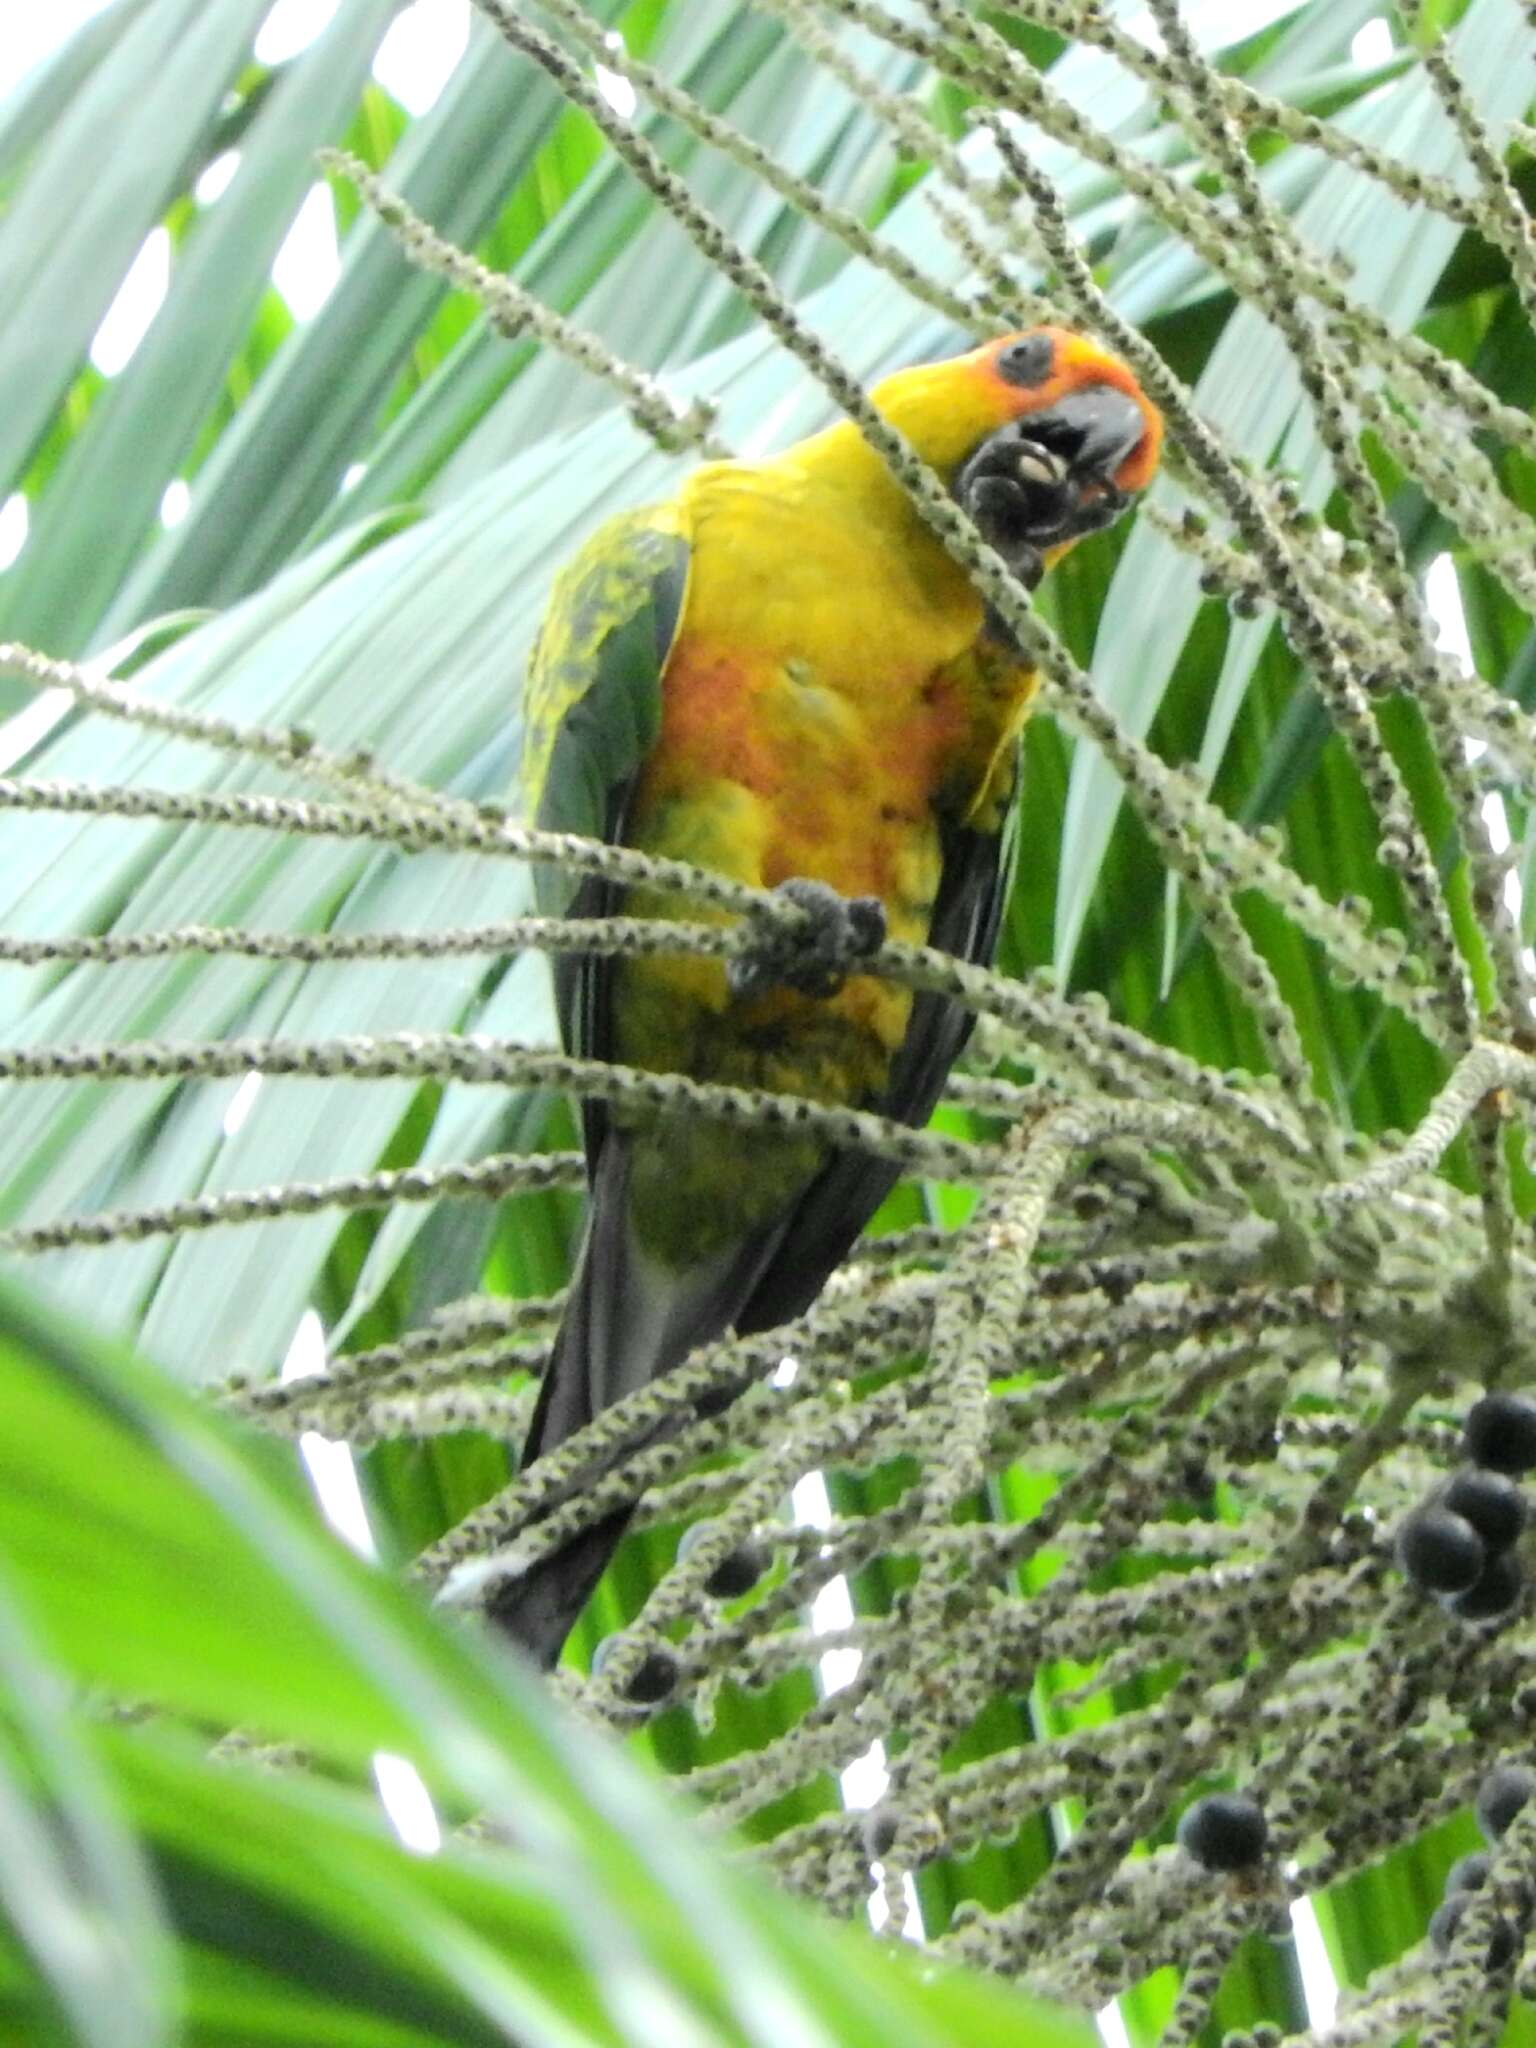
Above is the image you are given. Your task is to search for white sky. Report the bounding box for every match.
[0,2,113,102]
[5,1,1392,403]
[0,0,470,112]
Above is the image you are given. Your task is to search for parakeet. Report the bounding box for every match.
[498,326,1162,1664]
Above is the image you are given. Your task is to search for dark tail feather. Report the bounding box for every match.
[487,1219,637,1668]
[486,1137,786,1667]
[485,1501,634,1669]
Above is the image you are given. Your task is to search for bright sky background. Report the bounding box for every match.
[0,0,468,103]
[0,0,1394,407]
[1,0,474,395]
[0,2,110,101]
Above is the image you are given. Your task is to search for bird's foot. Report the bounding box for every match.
[957,434,1060,654]
[956,423,1075,576]
[956,414,1132,652]
[729,877,887,1000]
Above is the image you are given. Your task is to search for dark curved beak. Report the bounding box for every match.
[1025,384,1148,485]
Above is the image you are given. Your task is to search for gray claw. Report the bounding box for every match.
[729,878,888,1000]
[1013,448,1069,489]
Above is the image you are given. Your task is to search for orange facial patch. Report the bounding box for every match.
[973,325,1164,494]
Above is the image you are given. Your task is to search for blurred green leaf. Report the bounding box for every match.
[0,1268,1097,2048]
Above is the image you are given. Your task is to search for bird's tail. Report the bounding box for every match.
[486,1138,782,1667]
[482,1273,637,1666]
[483,1490,633,1669]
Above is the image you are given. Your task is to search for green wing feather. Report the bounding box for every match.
[517,499,691,1167]
[519,502,691,921]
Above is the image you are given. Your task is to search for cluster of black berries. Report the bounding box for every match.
[675,1521,769,1601]
[1427,1764,1533,1969]
[1396,1393,1536,1621]
[1177,1791,1268,1872]
[586,1526,772,1708]
[590,1634,681,1706]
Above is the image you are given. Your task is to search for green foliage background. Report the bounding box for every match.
[1,0,1534,2042]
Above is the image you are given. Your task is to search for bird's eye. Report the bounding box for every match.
[995,333,1055,388]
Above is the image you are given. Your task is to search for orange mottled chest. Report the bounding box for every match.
[636,638,982,917]
[612,441,1036,1119]
[626,448,1033,930]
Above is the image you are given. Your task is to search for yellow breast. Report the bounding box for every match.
[610,429,1036,1261]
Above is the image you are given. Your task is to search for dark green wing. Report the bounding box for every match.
[519,503,691,924]
[518,504,691,1165]
[733,754,1023,1336]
